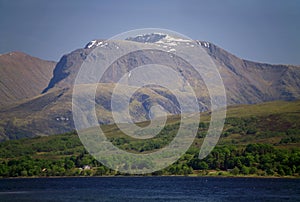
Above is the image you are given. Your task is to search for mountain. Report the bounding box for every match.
[44,33,300,104]
[0,52,56,108]
[0,33,299,141]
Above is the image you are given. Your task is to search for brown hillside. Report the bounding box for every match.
[0,52,56,107]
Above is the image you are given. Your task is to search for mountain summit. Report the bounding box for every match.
[126,33,170,43]
[85,33,210,51]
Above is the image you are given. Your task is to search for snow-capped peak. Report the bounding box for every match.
[85,35,211,50]
[126,33,193,44]
[126,33,168,43]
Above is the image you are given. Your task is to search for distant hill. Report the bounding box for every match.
[0,52,56,108]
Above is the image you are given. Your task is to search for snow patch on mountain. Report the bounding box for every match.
[196,40,210,48]
[85,40,104,49]
[126,33,192,47]
[126,33,211,50]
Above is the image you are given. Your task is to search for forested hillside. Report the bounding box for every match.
[0,100,299,177]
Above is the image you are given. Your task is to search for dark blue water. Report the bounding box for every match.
[0,177,299,201]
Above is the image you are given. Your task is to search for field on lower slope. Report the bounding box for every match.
[0,100,299,177]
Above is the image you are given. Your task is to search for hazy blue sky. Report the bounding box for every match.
[0,0,299,65]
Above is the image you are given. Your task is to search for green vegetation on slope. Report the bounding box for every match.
[0,100,299,177]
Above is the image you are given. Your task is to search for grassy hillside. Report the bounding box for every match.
[0,100,299,177]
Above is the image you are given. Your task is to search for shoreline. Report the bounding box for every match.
[1,174,299,180]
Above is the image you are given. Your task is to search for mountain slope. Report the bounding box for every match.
[207,44,300,103]
[0,83,194,141]
[0,52,56,108]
